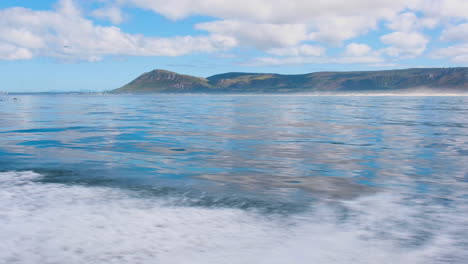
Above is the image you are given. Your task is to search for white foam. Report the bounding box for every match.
[0,171,466,264]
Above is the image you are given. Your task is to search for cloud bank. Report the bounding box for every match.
[0,0,236,61]
[0,0,467,65]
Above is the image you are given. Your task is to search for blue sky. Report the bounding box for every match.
[0,0,467,92]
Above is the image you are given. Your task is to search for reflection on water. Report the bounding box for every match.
[195,173,375,199]
[1,94,468,263]
[1,94,467,196]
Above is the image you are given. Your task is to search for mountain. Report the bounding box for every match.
[111,67,467,93]
[112,69,213,93]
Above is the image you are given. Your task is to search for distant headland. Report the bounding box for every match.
[110,67,467,94]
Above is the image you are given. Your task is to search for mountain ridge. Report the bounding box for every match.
[111,67,468,93]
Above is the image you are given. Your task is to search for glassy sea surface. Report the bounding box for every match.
[1,94,468,264]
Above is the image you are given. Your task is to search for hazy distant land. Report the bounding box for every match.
[110,67,467,94]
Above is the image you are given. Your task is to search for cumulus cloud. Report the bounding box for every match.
[124,0,416,46]
[195,16,378,49]
[125,0,414,23]
[336,43,384,64]
[436,22,468,62]
[0,43,33,60]
[432,44,468,63]
[440,23,468,42]
[91,6,125,24]
[1,0,467,64]
[336,55,384,64]
[116,0,465,63]
[418,0,468,20]
[344,43,372,56]
[308,15,380,44]
[266,45,325,57]
[195,21,309,49]
[0,0,236,61]
[244,53,383,66]
[380,31,429,57]
[386,12,437,32]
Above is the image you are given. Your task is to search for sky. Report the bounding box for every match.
[0,0,467,92]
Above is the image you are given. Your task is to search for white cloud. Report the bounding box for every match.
[196,21,308,49]
[380,31,429,57]
[440,23,468,42]
[387,12,420,32]
[335,43,384,65]
[344,43,372,56]
[126,0,417,45]
[244,54,383,66]
[437,23,468,62]
[266,45,325,57]
[91,6,125,24]
[1,0,468,63]
[308,15,379,44]
[368,62,402,68]
[0,43,33,60]
[386,12,437,32]
[432,44,468,63]
[126,0,414,23]
[418,0,468,20]
[0,0,236,61]
[335,56,383,64]
[0,27,46,49]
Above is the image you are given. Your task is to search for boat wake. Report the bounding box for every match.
[0,171,466,264]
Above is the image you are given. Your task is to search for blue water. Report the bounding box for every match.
[1,94,467,263]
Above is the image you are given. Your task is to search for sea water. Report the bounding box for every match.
[0,94,467,264]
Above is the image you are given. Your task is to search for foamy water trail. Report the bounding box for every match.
[1,171,467,264]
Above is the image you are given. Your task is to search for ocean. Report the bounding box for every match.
[1,94,467,263]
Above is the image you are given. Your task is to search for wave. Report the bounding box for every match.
[0,171,466,264]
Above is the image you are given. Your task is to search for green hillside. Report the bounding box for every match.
[112,69,213,93]
[111,67,467,93]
